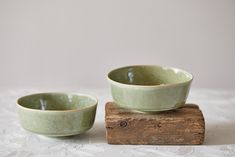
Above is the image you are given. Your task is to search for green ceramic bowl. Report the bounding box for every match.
[107,65,193,112]
[17,93,97,137]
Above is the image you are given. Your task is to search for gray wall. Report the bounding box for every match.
[1,0,235,89]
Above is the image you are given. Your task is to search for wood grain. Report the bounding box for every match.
[105,102,205,145]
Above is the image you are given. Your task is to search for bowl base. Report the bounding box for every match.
[22,127,91,137]
[116,103,186,114]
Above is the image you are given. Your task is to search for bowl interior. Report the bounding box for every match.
[108,65,192,86]
[18,93,97,111]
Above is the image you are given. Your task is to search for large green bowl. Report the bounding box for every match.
[107,65,193,112]
[17,93,97,137]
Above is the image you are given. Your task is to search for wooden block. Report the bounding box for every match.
[105,102,205,145]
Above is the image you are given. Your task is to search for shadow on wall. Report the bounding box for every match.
[205,122,235,145]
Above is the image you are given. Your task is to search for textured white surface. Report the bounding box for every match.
[0,88,235,157]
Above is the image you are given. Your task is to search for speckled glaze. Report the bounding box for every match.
[107,65,193,112]
[17,93,97,137]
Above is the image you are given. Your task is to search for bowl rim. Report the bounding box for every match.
[17,92,98,113]
[107,65,193,88]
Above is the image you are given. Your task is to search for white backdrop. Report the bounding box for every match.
[0,0,235,89]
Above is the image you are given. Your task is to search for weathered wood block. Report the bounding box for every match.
[105,102,205,145]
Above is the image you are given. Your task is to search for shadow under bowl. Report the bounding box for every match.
[107,65,193,112]
[17,93,97,137]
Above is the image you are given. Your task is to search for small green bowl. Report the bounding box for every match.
[107,65,193,112]
[17,93,97,137]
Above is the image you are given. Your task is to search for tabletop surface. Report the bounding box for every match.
[1,88,235,157]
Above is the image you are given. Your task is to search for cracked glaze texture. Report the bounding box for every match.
[108,65,192,112]
[17,93,97,136]
[0,88,235,157]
